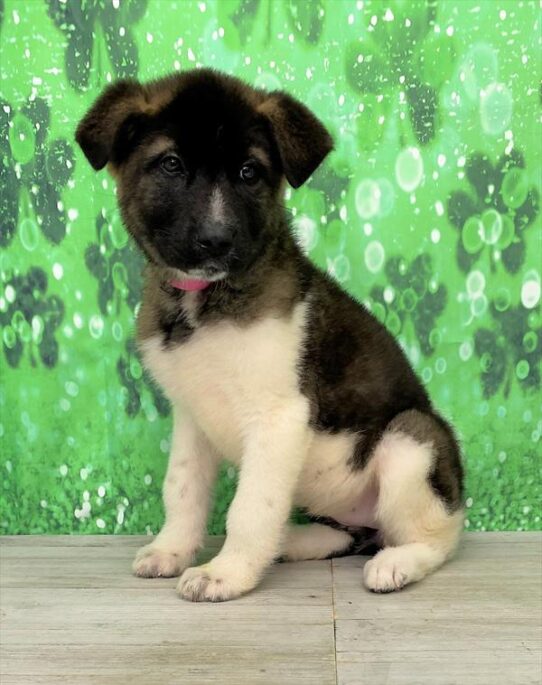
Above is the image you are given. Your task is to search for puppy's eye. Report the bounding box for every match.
[239,163,259,184]
[161,155,183,174]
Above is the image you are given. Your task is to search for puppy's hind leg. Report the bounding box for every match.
[281,522,381,561]
[363,410,464,593]
[280,523,354,561]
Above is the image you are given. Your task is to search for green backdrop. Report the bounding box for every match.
[1,0,540,535]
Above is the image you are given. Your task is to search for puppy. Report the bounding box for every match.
[76,69,464,602]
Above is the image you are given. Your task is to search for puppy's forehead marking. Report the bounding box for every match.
[209,186,226,223]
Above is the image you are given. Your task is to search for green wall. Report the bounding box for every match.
[1,0,540,535]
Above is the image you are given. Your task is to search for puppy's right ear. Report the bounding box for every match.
[76,80,146,171]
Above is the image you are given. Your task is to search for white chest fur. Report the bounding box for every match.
[139,298,377,527]
[139,302,310,462]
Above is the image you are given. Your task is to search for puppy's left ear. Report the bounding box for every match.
[259,92,333,188]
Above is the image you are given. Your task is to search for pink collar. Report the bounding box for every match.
[169,278,210,292]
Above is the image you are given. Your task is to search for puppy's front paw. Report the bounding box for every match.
[132,544,193,578]
[177,560,256,602]
[363,552,408,593]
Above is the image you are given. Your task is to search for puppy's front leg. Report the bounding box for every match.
[177,399,310,602]
[133,408,218,578]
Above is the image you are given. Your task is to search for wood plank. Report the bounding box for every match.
[3,531,538,547]
[0,536,336,685]
[2,644,336,685]
[334,617,541,654]
[0,557,331,591]
[0,535,224,553]
[333,533,542,685]
[0,537,330,591]
[0,535,151,547]
[335,654,541,685]
[1,532,541,685]
[332,532,542,620]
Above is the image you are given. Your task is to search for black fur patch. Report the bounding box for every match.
[306,515,383,558]
[298,272,433,469]
[159,305,194,346]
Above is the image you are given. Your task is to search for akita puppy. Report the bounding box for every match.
[76,69,464,602]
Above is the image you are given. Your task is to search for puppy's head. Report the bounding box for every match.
[76,69,333,281]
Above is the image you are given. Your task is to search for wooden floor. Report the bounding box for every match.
[1,533,541,685]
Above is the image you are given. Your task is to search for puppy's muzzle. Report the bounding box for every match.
[194,220,235,260]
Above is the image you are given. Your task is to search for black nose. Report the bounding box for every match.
[194,221,234,258]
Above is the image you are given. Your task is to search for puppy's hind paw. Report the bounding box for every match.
[363,551,409,593]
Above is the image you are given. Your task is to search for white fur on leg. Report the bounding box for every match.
[363,432,463,592]
[281,523,353,561]
[363,543,447,592]
[133,409,218,578]
[177,399,310,602]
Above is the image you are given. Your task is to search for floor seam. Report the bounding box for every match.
[330,558,339,685]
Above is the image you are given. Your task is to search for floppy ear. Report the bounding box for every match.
[259,91,333,188]
[75,80,147,171]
